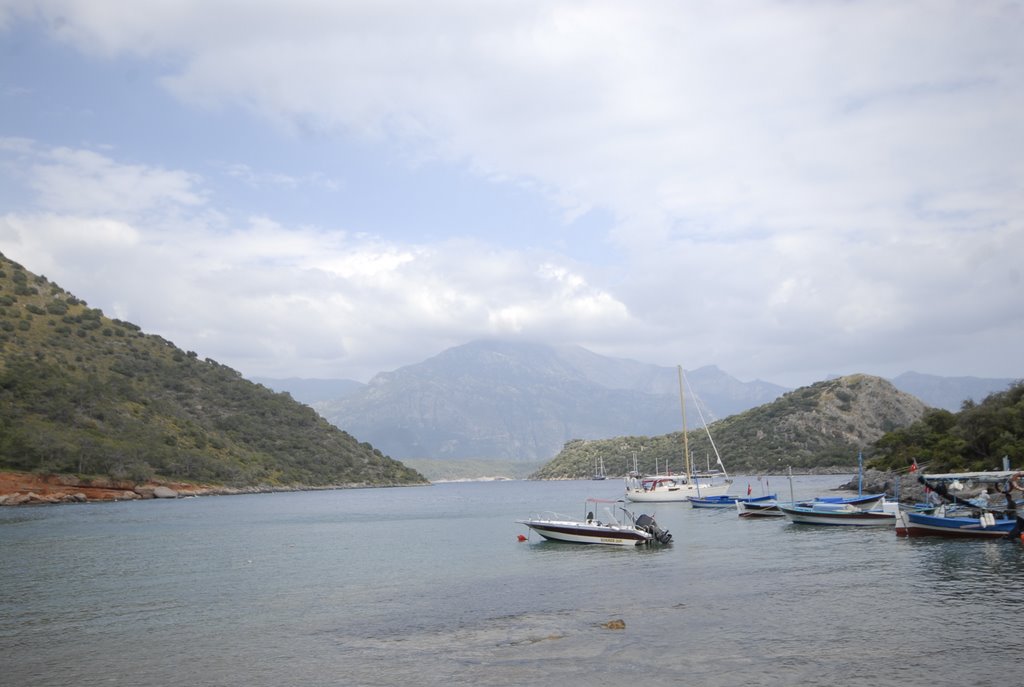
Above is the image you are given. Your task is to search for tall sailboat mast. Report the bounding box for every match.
[677,365,690,478]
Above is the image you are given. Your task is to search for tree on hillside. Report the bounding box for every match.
[869,381,1024,472]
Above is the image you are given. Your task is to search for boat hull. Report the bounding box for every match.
[518,520,651,546]
[625,481,730,502]
[691,494,776,509]
[689,495,735,508]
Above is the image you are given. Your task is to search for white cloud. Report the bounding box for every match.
[0,141,643,380]
[26,146,205,216]
[16,2,1022,238]
[1,2,1022,386]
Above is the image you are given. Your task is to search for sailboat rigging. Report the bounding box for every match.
[624,365,732,502]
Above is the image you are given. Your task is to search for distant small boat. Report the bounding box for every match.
[517,498,673,547]
[592,456,607,480]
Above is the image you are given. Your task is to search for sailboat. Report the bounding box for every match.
[591,456,607,480]
[625,366,732,502]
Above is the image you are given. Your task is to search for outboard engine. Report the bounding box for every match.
[635,513,673,544]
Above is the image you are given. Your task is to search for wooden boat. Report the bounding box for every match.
[625,366,732,502]
[517,498,672,546]
[689,493,777,509]
[894,470,1024,538]
[689,494,740,508]
[778,495,898,526]
[897,508,1018,538]
[803,493,886,509]
[736,498,784,518]
[776,457,896,526]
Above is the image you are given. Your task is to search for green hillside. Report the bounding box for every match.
[0,252,427,488]
[534,374,928,478]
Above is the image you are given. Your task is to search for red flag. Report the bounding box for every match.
[910,459,918,473]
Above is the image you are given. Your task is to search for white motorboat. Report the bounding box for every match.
[517,498,672,546]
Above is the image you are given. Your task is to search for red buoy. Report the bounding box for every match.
[517,534,527,542]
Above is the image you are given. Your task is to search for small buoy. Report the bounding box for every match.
[517,534,527,542]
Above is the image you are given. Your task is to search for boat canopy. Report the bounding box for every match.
[919,471,1019,486]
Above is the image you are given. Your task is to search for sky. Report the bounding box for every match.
[0,1,1021,388]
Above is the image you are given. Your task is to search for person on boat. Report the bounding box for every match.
[995,481,1023,541]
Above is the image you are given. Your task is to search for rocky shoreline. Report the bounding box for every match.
[0,471,416,506]
[838,468,935,504]
[0,468,945,507]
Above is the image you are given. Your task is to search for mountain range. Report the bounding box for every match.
[258,340,1017,463]
[304,341,784,462]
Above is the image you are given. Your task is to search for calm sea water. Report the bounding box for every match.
[2,475,1023,687]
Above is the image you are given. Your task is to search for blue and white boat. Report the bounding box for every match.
[778,495,898,526]
[777,455,897,526]
[689,493,776,509]
[899,508,1018,538]
[736,498,784,518]
[893,469,1024,538]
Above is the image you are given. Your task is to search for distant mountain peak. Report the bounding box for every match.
[315,340,787,461]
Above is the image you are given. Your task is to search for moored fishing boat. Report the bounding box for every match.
[688,494,740,508]
[778,497,898,526]
[894,470,1024,538]
[898,507,1018,538]
[690,493,777,509]
[736,498,783,518]
[777,455,897,526]
[517,498,672,546]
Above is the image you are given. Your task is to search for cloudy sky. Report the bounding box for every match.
[1,1,1021,388]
